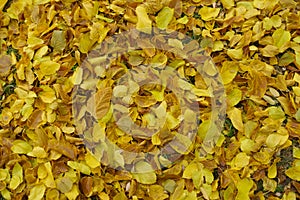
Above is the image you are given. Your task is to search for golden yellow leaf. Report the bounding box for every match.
[156,7,174,30]
[39,85,56,104]
[39,61,60,76]
[27,146,47,158]
[266,133,288,148]
[65,184,80,200]
[227,88,242,107]
[79,33,96,54]
[268,161,278,178]
[268,106,285,120]
[220,0,234,9]
[85,150,101,169]
[260,45,279,57]
[262,177,277,192]
[9,163,23,190]
[136,5,152,34]
[198,6,220,21]
[183,162,201,179]
[28,184,46,200]
[27,36,44,48]
[33,0,50,5]
[220,61,239,84]
[6,0,27,19]
[50,30,66,52]
[149,185,169,200]
[227,108,244,132]
[272,28,291,52]
[236,178,253,200]
[0,108,13,126]
[285,166,300,181]
[0,0,8,11]
[132,161,156,184]
[227,48,243,60]
[11,140,32,154]
[67,161,91,175]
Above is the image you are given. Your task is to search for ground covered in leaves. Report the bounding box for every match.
[0,0,300,199]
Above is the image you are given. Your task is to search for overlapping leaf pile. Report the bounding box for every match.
[0,0,300,199]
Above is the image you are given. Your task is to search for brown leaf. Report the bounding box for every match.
[87,87,112,120]
[48,140,77,160]
[80,177,93,197]
[0,55,12,76]
[27,110,44,129]
[249,71,267,97]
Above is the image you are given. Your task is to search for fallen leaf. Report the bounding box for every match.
[156,7,174,30]
[136,5,152,34]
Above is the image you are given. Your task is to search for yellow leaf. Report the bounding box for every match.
[0,189,11,200]
[260,45,279,57]
[65,185,80,200]
[227,88,242,107]
[27,36,44,48]
[50,30,66,52]
[268,161,277,178]
[27,146,47,158]
[220,0,234,9]
[166,112,180,130]
[198,6,220,21]
[227,48,243,60]
[79,33,95,54]
[156,7,174,30]
[240,138,256,154]
[38,164,47,179]
[39,85,56,104]
[253,0,265,9]
[0,107,13,126]
[136,5,152,34]
[151,132,161,145]
[268,106,285,120]
[177,16,189,24]
[272,29,291,52]
[39,61,60,76]
[6,0,27,19]
[227,108,244,132]
[262,177,277,192]
[33,0,50,5]
[285,166,300,181]
[67,161,91,175]
[28,184,46,200]
[183,162,202,179]
[132,161,156,184]
[170,133,193,155]
[293,147,300,159]
[11,140,32,154]
[85,150,100,168]
[0,0,8,11]
[232,152,250,169]
[236,178,253,200]
[220,61,239,84]
[295,51,300,69]
[149,185,169,199]
[284,192,297,200]
[57,177,73,193]
[266,133,288,148]
[9,163,23,190]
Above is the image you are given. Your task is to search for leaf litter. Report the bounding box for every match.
[0,0,300,199]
